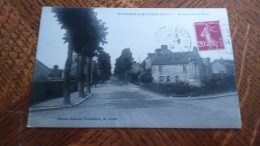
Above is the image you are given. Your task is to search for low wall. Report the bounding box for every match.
[30,80,78,105]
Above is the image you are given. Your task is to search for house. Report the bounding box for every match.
[211,59,235,78]
[32,59,51,82]
[48,65,63,80]
[201,57,212,81]
[33,59,65,82]
[130,61,143,74]
[31,60,64,105]
[144,45,211,86]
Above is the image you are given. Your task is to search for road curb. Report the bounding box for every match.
[29,93,93,112]
[169,92,238,100]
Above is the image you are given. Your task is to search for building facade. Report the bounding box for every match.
[211,59,235,79]
[144,45,211,86]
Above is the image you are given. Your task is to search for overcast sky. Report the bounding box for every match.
[36,8,234,70]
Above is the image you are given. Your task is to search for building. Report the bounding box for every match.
[211,59,235,78]
[31,60,65,104]
[33,59,64,82]
[48,65,63,80]
[144,45,211,86]
[32,59,51,82]
[130,61,143,74]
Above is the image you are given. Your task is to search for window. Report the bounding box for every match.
[175,76,179,83]
[159,66,163,74]
[159,76,164,82]
[167,76,170,82]
[183,65,187,73]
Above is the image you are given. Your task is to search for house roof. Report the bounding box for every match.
[35,59,50,71]
[33,59,51,81]
[151,49,201,65]
[201,58,211,65]
[212,59,234,67]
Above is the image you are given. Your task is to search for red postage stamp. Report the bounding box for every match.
[194,21,224,51]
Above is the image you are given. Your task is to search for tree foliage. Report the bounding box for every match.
[114,48,133,77]
[97,50,111,81]
[53,8,107,56]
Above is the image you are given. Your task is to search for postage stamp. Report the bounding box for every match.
[194,21,224,51]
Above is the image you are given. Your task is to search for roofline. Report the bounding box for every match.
[35,59,50,70]
[211,59,234,64]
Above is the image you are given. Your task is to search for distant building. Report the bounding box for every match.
[33,59,64,82]
[144,45,211,86]
[48,65,63,80]
[130,61,143,74]
[33,59,51,82]
[211,59,235,78]
[201,57,212,81]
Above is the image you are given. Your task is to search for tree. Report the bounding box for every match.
[141,60,146,71]
[53,8,80,104]
[114,48,133,81]
[53,8,107,100]
[97,50,111,83]
[140,69,153,83]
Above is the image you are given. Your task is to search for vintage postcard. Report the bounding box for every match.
[27,8,241,128]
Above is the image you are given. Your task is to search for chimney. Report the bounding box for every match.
[161,45,167,49]
[53,65,59,70]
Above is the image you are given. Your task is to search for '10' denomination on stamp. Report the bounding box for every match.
[194,21,224,51]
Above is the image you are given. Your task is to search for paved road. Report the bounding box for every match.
[28,79,241,128]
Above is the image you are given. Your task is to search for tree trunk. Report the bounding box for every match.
[101,69,104,84]
[86,57,92,94]
[125,71,128,85]
[63,44,73,105]
[78,54,85,98]
[76,54,80,91]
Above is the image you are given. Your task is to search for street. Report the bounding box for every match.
[28,78,241,128]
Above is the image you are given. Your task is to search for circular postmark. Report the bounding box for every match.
[154,26,192,52]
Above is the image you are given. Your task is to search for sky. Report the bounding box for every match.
[36,8,234,70]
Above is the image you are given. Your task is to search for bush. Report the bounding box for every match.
[30,80,77,105]
[140,75,237,97]
[140,82,196,96]
[202,74,237,93]
[140,69,153,83]
[129,72,140,84]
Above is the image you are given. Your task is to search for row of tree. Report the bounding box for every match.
[53,8,108,104]
[97,50,111,83]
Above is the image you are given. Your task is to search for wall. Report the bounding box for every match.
[212,61,226,73]
[151,64,189,83]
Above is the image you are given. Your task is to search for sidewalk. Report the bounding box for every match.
[168,92,238,100]
[29,91,93,112]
